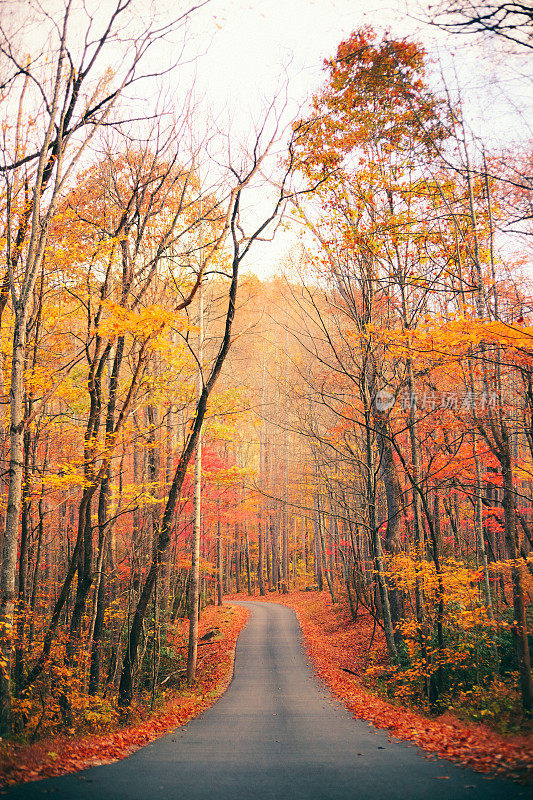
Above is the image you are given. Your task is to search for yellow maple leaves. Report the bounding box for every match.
[366,314,533,366]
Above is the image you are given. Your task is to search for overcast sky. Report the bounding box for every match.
[6,0,532,274]
[182,0,531,133]
[170,0,531,274]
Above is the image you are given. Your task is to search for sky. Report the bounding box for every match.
[170,0,532,275]
[5,0,532,274]
[190,0,411,116]
[182,0,531,135]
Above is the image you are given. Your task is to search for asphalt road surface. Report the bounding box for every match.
[2,601,528,799]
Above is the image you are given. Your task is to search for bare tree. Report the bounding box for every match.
[428,1,533,51]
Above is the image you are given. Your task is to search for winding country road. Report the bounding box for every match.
[2,601,527,799]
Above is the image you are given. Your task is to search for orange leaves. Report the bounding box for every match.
[381,314,533,366]
[293,27,448,186]
[96,302,180,342]
[0,604,249,788]
[174,555,216,574]
[479,319,533,356]
[257,591,532,782]
[386,555,485,613]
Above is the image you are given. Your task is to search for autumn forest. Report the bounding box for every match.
[0,0,532,788]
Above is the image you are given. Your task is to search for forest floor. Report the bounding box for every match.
[0,604,249,788]
[231,590,533,783]
[2,591,532,788]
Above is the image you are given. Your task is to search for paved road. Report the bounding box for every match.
[2,601,527,799]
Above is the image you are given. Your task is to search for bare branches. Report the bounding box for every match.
[427,1,533,51]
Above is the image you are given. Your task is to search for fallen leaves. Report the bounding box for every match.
[0,604,249,788]
[249,590,532,783]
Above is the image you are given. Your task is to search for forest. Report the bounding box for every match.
[0,0,532,779]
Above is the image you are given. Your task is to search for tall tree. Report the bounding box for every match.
[0,0,208,733]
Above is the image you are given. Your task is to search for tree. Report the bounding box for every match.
[428,2,533,51]
[0,0,207,734]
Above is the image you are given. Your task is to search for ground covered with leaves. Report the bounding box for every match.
[0,604,248,788]
[250,591,533,783]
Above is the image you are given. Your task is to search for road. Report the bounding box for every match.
[2,601,526,799]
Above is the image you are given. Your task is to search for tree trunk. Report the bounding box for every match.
[472,433,495,620]
[67,495,93,661]
[501,449,533,712]
[187,418,202,683]
[234,523,241,593]
[118,204,247,705]
[89,473,111,695]
[0,318,29,732]
[14,425,32,695]
[372,526,398,663]
[214,498,223,606]
[258,517,265,595]
[244,519,252,596]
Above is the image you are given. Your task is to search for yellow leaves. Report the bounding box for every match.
[175,556,215,574]
[24,364,50,395]
[46,462,84,492]
[386,554,491,632]
[514,460,533,482]
[383,315,533,366]
[202,463,242,486]
[96,302,180,341]
[407,275,430,288]
[116,481,163,511]
[201,387,250,440]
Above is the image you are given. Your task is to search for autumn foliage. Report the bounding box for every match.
[0,1,531,786]
[0,604,248,787]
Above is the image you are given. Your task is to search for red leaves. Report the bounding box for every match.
[258,591,533,784]
[0,605,249,788]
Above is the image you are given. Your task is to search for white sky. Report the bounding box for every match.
[191,0,409,115]
[183,0,531,133]
[174,0,532,274]
[5,0,532,274]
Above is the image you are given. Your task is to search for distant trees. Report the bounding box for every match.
[0,0,300,732]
